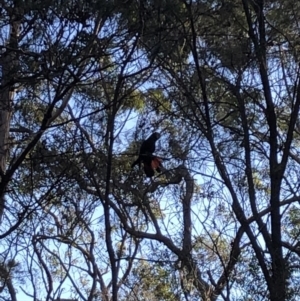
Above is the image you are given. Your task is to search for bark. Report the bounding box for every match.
[0,11,20,221]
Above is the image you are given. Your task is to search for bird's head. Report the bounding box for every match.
[152,132,161,141]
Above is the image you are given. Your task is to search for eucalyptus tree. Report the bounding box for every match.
[120,0,300,300]
[0,0,154,300]
[3,0,300,300]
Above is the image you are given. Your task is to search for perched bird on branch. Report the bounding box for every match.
[131,132,163,177]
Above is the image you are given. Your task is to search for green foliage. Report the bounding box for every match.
[128,261,179,301]
[117,0,191,63]
[2,0,300,300]
[122,90,146,111]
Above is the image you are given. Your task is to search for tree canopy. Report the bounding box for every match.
[1,0,300,300]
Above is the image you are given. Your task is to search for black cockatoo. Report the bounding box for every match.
[131,132,163,177]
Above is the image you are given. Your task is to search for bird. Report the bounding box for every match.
[131,132,163,177]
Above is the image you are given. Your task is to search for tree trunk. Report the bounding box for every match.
[0,12,20,221]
